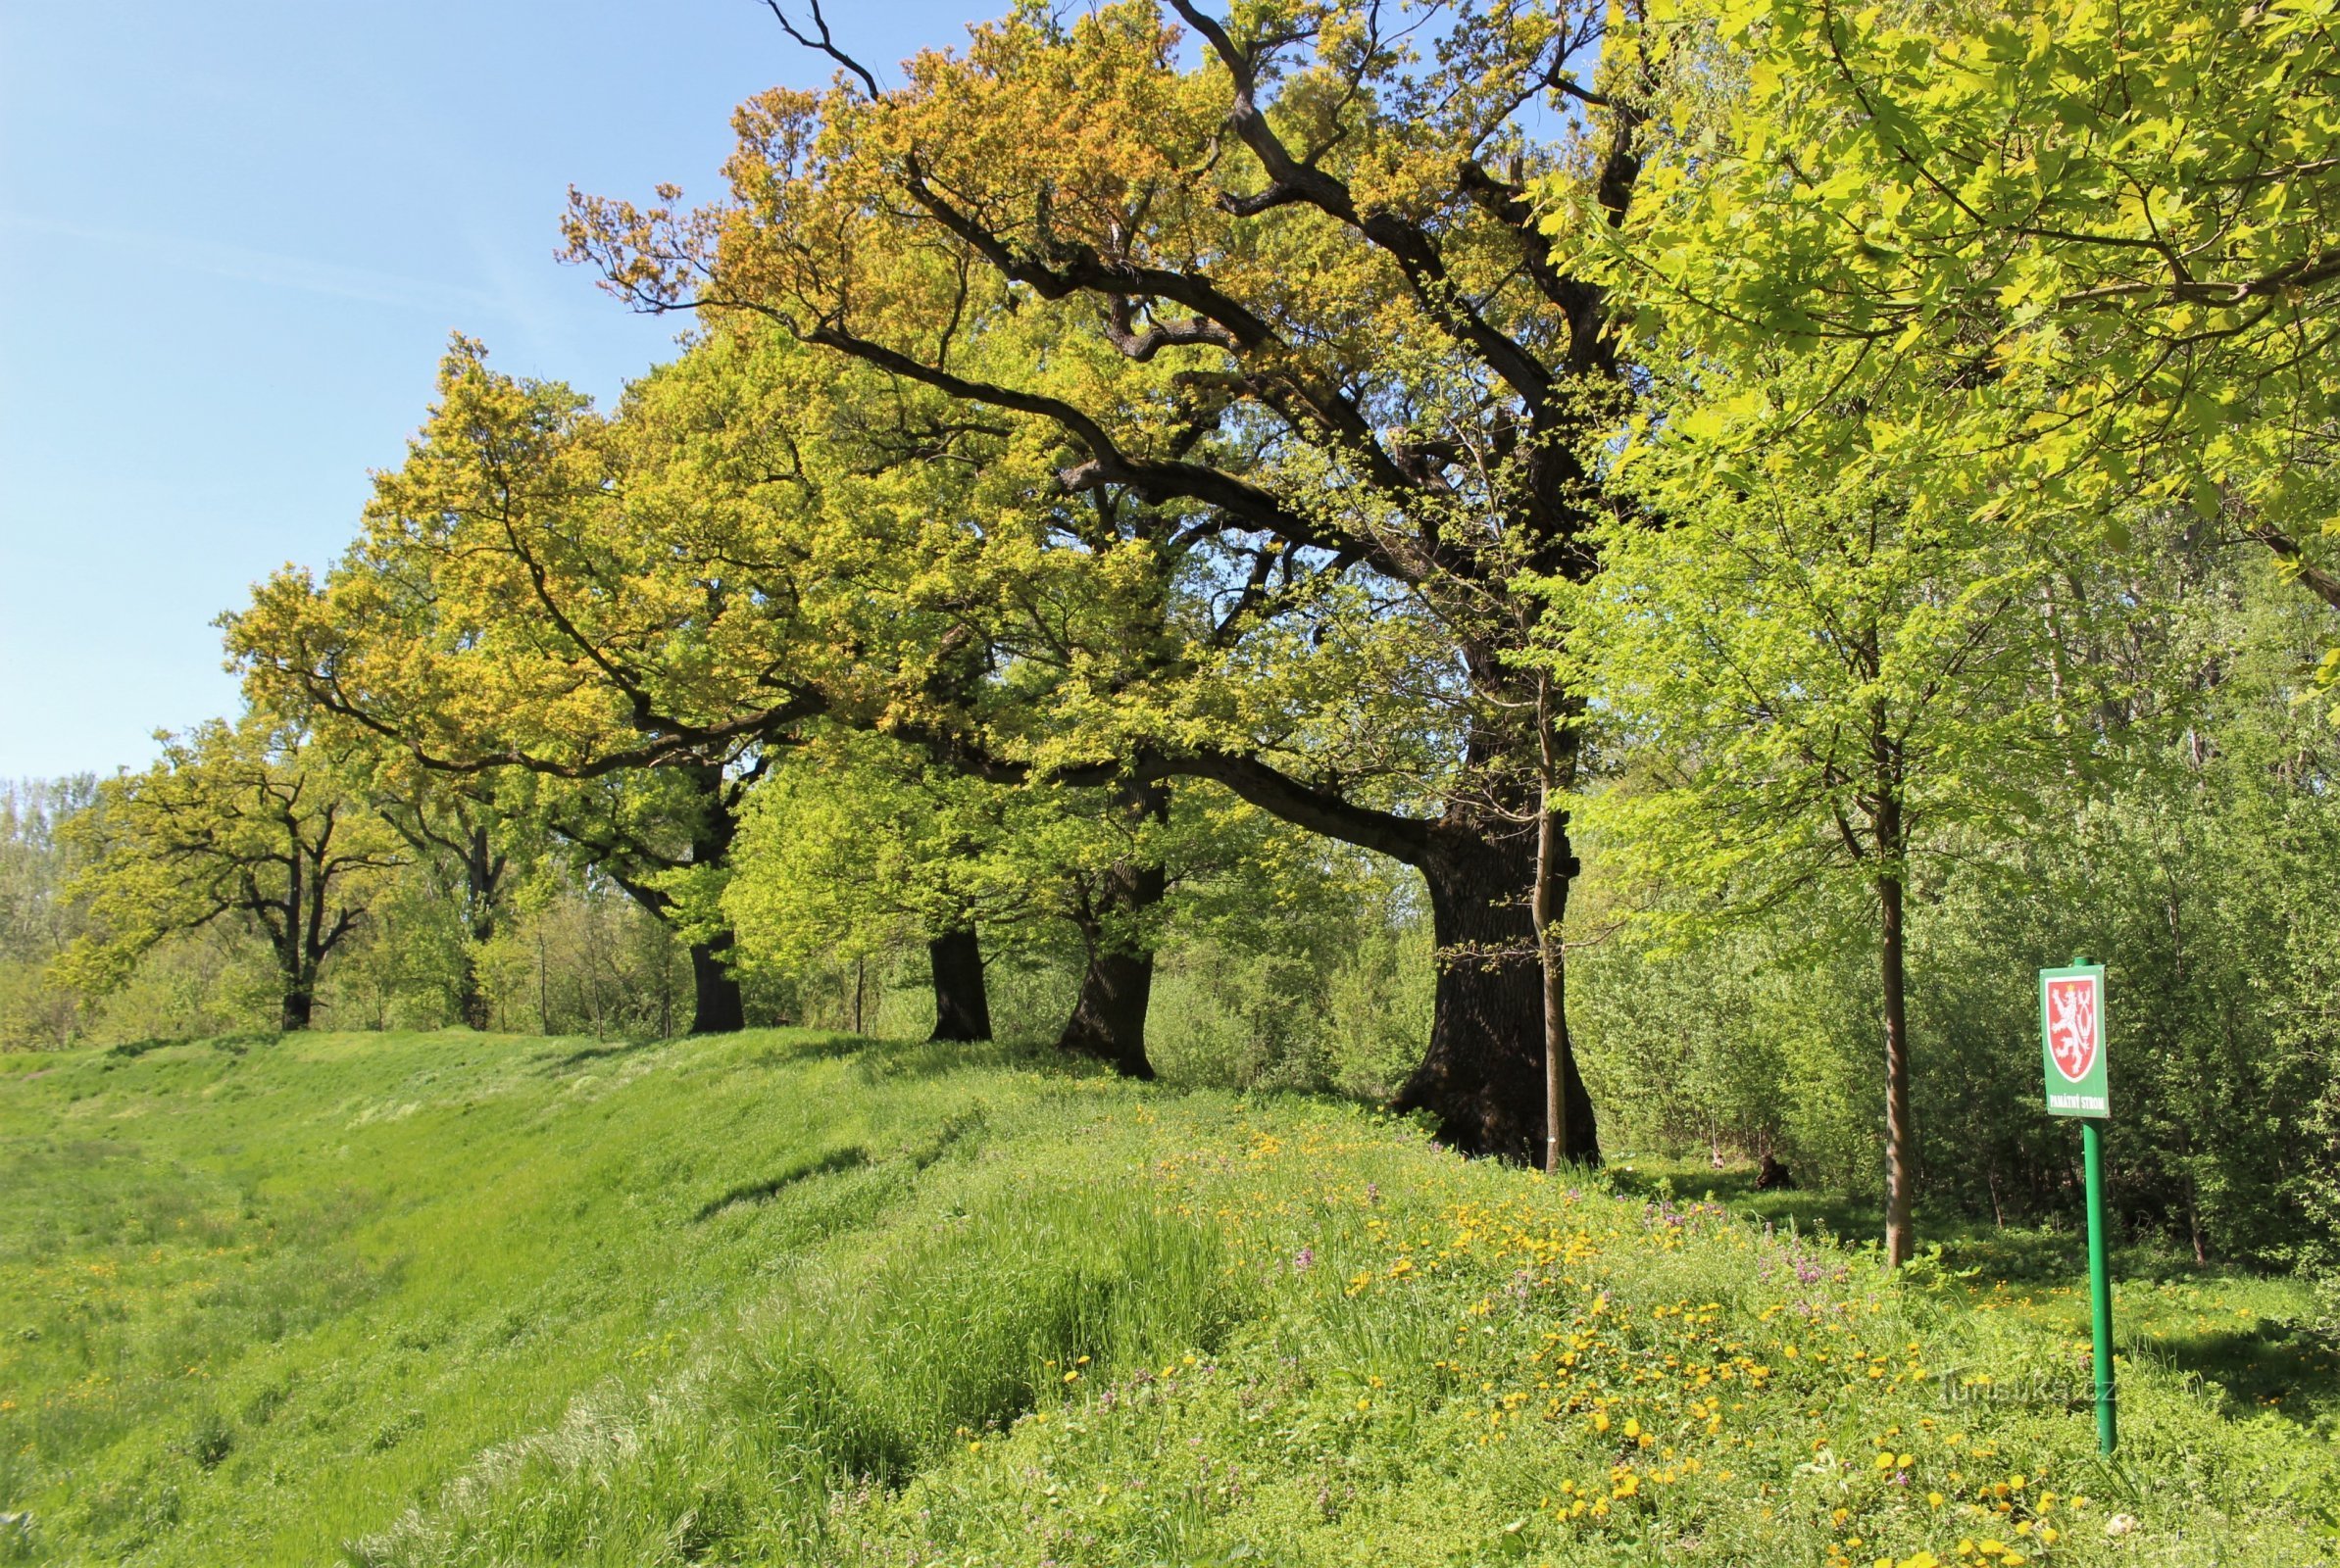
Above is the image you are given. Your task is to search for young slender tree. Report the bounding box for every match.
[57,715,402,1032]
[1570,356,2092,1263]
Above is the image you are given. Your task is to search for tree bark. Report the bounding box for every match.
[456,959,490,1031]
[1534,674,1581,1173]
[1177,747,1598,1164]
[456,823,500,1030]
[688,935,747,1035]
[1059,942,1158,1080]
[1535,797,1571,1174]
[927,924,993,1042]
[1879,867,1916,1268]
[280,987,315,1032]
[1395,821,1598,1163]
[1058,859,1163,1080]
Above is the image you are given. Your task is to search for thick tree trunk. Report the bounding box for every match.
[457,826,499,1031]
[688,935,746,1036]
[927,925,993,1042]
[1059,942,1157,1080]
[1395,821,1598,1164]
[1879,869,1915,1267]
[1057,858,1163,1080]
[456,931,492,1031]
[1179,746,1599,1165]
[280,988,315,1032]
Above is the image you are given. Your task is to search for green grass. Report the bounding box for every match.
[1,1030,2333,1566]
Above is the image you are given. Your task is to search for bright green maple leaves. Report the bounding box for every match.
[1582,0,2340,659]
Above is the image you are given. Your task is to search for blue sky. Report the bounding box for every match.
[0,0,983,779]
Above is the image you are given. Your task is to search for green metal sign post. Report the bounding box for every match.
[2040,959,2115,1455]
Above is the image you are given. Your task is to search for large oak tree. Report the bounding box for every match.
[567,0,1663,1159]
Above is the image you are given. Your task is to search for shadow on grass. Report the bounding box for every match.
[537,1038,668,1073]
[1606,1159,1882,1244]
[2128,1323,2340,1429]
[693,1145,872,1220]
[738,1031,876,1069]
[852,1035,1127,1087]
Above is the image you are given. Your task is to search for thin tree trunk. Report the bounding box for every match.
[1534,805,1570,1172]
[927,925,993,1043]
[1880,868,1916,1268]
[1534,675,1574,1174]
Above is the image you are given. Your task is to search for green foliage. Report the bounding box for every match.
[724,733,1108,978]
[0,779,96,1049]
[1600,0,2340,662]
[1572,547,2340,1267]
[473,868,696,1038]
[56,715,403,1029]
[1569,359,2084,924]
[1150,852,1432,1098]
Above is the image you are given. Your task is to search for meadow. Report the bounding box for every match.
[1,1028,2332,1567]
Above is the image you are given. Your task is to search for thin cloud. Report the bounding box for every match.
[0,210,502,316]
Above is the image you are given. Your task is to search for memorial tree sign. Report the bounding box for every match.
[2039,958,2116,1453]
[2039,962,2109,1117]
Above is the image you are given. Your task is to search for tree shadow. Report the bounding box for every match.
[2129,1323,2340,1429]
[1606,1160,1883,1244]
[727,1029,902,1074]
[692,1145,871,1220]
[851,1035,1115,1087]
[537,1037,667,1073]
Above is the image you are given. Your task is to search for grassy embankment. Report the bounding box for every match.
[0,1028,2332,1566]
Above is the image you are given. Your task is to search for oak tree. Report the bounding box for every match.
[58,714,402,1032]
[568,0,1668,1158]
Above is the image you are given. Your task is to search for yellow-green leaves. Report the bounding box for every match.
[1593,0,2340,668]
[55,714,402,1019]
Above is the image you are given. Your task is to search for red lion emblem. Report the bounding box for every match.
[2046,976,2100,1082]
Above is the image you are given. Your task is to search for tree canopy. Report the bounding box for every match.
[1601,0,2340,639]
[57,715,402,1031]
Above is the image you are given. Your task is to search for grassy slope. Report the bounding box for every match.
[0,1030,2329,1568]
